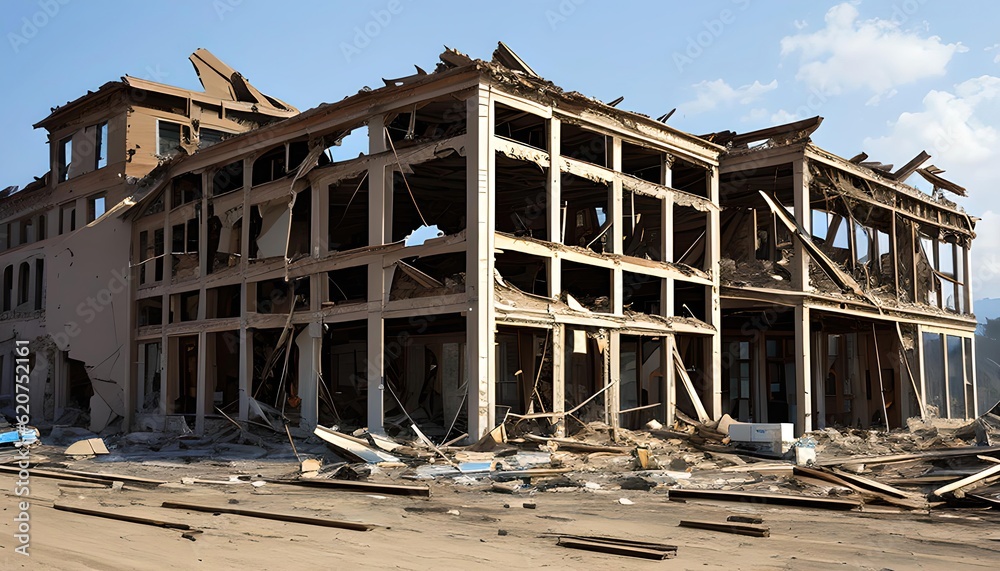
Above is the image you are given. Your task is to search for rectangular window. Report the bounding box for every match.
[157,121,182,156]
[58,136,72,182]
[88,195,106,222]
[34,259,43,311]
[95,122,108,169]
[199,128,228,150]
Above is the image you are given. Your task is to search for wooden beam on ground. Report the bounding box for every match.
[53,504,193,530]
[264,478,430,497]
[160,501,375,531]
[793,466,927,509]
[668,488,860,510]
[0,465,110,486]
[933,464,1000,497]
[58,469,167,486]
[555,536,677,560]
[679,520,770,537]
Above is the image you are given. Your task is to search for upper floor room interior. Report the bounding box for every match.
[704,117,977,319]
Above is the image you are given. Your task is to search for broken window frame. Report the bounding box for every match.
[17,261,29,306]
[87,194,107,223]
[95,121,108,170]
[157,119,183,157]
[1,265,12,311]
[57,135,72,182]
[198,127,232,150]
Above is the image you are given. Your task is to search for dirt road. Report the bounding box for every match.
[3,461,999,570]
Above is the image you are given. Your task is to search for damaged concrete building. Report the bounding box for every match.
[709,117,980,435]
[0,50,296,433]
[0,45,979,442]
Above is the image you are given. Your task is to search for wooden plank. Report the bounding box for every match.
[793,466,927,509]
[679,520,770,537]
[0,465,110,486]
[160,501,374,531]
[549,534,677,552]
[59,469,167,486]
[672,344,711,423]
[556,537,676,560]
[668,488,860,510]
[53,504,193,530]
[933,464,1000,497]
[795,466,909,499]
[265,478,430,497]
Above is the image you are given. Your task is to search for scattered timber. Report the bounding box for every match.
[53,503,193,530]
[160,501,375,531]
[933,464,1000,497]
[668,488,860,510]
[0,465,110,486]
[554,534,677,560]
[265,478,430,497]
[679,520,770,538]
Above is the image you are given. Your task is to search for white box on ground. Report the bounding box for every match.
[727,422,795,453]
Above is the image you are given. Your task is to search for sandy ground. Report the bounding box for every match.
[2,449,999,571]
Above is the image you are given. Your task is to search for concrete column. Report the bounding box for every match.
[465,89,496,440]
[794,304,813,434]
[547,117,561,296]
[664,335,675,426]
[238,321,251,421]
[792,160,811,291]
[552,323,566,436]
[607,330,621,434]
[705,166,722,420]
[367,114,388,434]
[610,138,624,316]
[916,325,927,412]
[297,324,322,431]
[662,155,674,317]
[195,330,209,434]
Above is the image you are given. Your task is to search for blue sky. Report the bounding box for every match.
[3,0,1000,298]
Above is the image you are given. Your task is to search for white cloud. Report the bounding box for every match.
[781,3,965,98]
[770,109,799,124]
[793,19,808,30]
[863,76,1000,297]
[987,43,1000,63]
[865,88,897,106]
[682,79,778,114]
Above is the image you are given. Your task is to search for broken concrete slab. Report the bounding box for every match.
[65,437,110,457]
